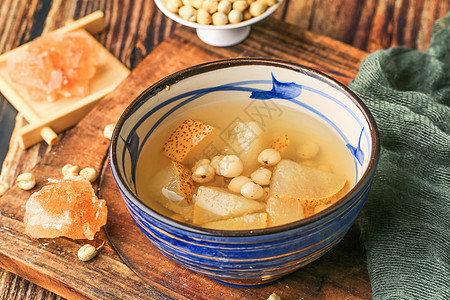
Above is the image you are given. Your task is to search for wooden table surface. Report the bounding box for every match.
[0,1,448,299]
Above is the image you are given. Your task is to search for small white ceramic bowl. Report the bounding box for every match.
[154,0,283,47]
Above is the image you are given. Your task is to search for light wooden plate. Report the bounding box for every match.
[0,11,130,149]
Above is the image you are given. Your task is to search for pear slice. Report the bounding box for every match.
[266,159,346,226]
[151,160,196,221]
[170,160,196,202]
[162,119,214,162]
[202,212,268,230]
[266,195,304,227]
[228,121,265,175]
[271,134,289,154]
[157,160,195,204]
[271,160,346,207]
[193,186,266,225]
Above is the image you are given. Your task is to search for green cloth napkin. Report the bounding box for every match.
[348,13,450,300]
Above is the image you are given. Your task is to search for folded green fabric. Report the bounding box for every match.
[348,13,450,300]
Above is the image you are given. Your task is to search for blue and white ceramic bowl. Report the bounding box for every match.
[109,58,379,287]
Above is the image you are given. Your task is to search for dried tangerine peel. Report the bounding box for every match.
[271,134,289,154]
[172,160,195,203]
[162,119,214,162]
[271,159,346,206]
[24,176,107,240]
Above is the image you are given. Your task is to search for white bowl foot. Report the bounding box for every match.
[196,26,251,47]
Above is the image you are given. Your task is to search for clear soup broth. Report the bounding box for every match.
[136,98,356,230]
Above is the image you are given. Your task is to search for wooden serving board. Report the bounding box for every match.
[0,18,371,299]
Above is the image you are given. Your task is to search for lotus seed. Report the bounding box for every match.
[16,173,36,190]
[192,159,215,183]
[179,5,197,22]
[103,124,115,140]
[202,0,219,14]
[217,155,243,177]
[257,148,281,166]
[212,12,228,25]
[166,0,183,13]
[210,155,224,173]
[296,141,319,159]
[267,293,281,300]
[228,176,252,193]
[80,167,98,183]
[233,0,248,12]
[217,0,231,13]
[240,181,264,200]
[191,0,203,9]
[228,9,243,23]
[197,8,212,24]
[249,1,265,16]
[78,241,105,262]
[62,164,80,178]
[250,167,272,186]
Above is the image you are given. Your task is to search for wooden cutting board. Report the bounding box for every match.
[0,18,371,299]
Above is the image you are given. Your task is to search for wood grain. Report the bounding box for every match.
[0,16,370,300]
[0,0,448,299]
[275,0,449,52]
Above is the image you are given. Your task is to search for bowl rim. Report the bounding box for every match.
[109,57,380,237]
[153,0,283,30]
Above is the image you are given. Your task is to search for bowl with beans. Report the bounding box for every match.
[154,0,282,47]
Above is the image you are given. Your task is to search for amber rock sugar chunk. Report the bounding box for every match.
[24,176,107,240]
[162,119,214,162]
[5,30,99,102]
